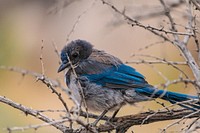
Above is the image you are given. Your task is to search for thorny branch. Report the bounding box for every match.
[97,109,200,132]
[0,96,71,133]
[37,76,70,115]
[1,0,200,133]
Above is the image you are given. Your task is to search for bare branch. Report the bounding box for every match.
[160,109,200,132]
[0,96,71,133]
[98,109,200,132]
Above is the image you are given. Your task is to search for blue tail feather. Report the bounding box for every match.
[135,87,200,109]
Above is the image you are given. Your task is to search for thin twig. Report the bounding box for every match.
[160,109,200,133]
[66,53,89,123]
[141,99,200,125]
[37,76,70,115]
[40,40,45,76]
[101,0,176,43]
[52,41,61,65]
[66,0,97,43]
[190,0,200,10]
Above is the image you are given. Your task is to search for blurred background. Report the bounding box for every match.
[0,0,199,133]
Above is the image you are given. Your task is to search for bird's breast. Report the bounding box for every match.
[67,74,82,106]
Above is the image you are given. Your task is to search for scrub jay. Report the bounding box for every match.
[58,39,199,125]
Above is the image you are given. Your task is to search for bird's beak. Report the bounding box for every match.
[57,62,70,73]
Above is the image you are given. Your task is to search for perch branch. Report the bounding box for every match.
[98,109,200,132]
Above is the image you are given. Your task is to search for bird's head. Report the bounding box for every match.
[57,39,93,73]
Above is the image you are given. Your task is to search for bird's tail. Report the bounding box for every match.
[135,87,200,110]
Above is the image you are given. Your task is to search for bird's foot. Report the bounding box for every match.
[105,117,115,125]
[90,119,100,127]
[83,123,98,133]
[78,125,98,133]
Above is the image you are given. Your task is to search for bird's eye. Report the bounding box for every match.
[72,52,79,58]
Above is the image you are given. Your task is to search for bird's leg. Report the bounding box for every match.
[91,105,122,126]
[104,107,121,125]
[110,108,120,121]
[92,109,108,126]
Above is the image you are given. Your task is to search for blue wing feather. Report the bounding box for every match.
[135,87,200,109]
[116,64,145,79]
[83,64,147,88]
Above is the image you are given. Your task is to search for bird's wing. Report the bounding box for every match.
[83,64,149,89]
[88,49,122,66]
[77,49,123,75]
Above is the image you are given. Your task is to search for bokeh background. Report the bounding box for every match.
[0,0,199,133]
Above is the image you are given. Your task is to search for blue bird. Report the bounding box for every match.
[58,40,199,125]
